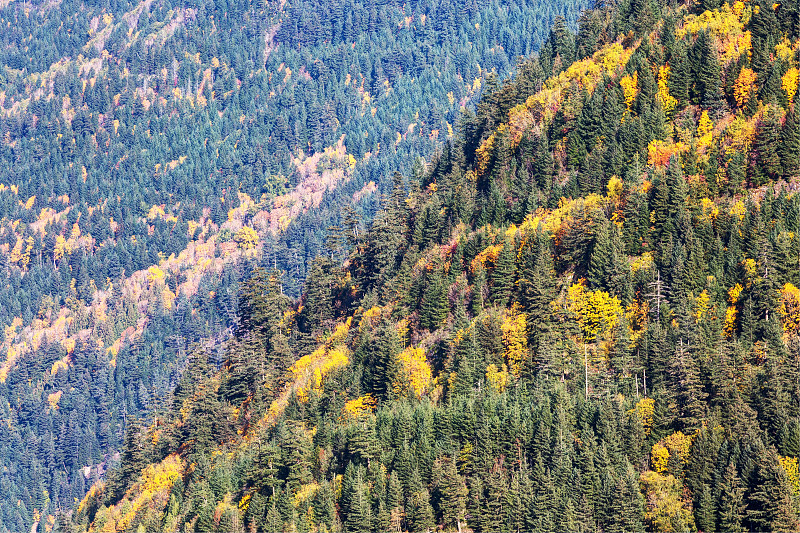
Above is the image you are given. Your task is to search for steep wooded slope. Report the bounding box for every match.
[65,0,800,532]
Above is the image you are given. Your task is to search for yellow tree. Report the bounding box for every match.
[782,67,799,104]
[734,68,757,109]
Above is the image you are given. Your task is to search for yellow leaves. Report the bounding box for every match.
[596,43,632,75]
[147,204,166,220]
[77,481,105,516]
[639,470,697,533]
[147,265,165,285]
[734,68,757,108]
[21,195,36,210]
[724,306,739,337]
[743,257,757,277]
[113,455,183,532]
[631,252,655,273]
[633,397,655,435]
[501,305,528,377]
[664,431,693,466]
[290,339,350,403]
[470,243,503,274]
[4,317,22,341]
[658,65,678,116]
[343,394,377,419]
[567,282,624,341]
[396,346,434,398]
[359,306,383,333]
[54,235,71,262]
[8,236,33,270]
[475,130,497,177]
[47,390,63,409]
[651,442,671,473]
[696,110,714,149]
[782,67,799,104]
[775,37,797,62]
[677,3,745,39]
[730,200,747,221]
[329,317,352,345]
[780,456,800,498]
[647,139,687,167]
[485,363,509,393]
[779,283,800,335]
[620,72,639,115]
[693,290,711,321]
[606,175,623,206]
[234,226,259,250]
[51,358,69,375]
[699,198,720,222]
[651,431,694,477]
[293,483,320,507]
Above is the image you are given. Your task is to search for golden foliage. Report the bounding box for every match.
[92,455,182,532]
[147,265,165,285]
[396,346,434,398]
[620,72,639,115]
[501,305,528,377]
[631,252,655,273]
[782,67,799,104]
[780,456,800,498]
[633,397,655,436]
[651,442,670,473]
[648,139,687,167]
[696,110,714,149]
[47,390,63,409]
[775,37,798,62]
[234,226,259,249]
[567,282,624,341]
[639,470,697,533]
[292,345,349,402]
[779,283,800,335]
[724,306,738,337]
[699,198,720,222]
[734,68,757,108]
[486,363,509,393]
[343,394,377,419]
[723,114,758,155]
[658,65,678,116]
[693,290,711,321]
[677,5,741,37]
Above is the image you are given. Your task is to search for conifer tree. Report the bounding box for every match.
[491,239,516,307]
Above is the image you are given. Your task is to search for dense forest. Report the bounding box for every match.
[0,0,595,529]
[37,0,800,530]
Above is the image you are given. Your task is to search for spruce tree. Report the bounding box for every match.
[491,239,516,307]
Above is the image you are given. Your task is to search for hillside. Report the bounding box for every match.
[0,0,595,529]
[56,0,800,531]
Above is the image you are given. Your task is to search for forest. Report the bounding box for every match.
[0,0,594,530]
[37,0,800,529]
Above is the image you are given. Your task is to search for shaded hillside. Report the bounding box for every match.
[63,0,800,532]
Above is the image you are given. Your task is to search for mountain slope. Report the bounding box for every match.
[0,0,597,529]
[62,0,800,531]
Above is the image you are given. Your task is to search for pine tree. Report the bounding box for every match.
[491,239,516,307]
[588,219,612,290]
[746,445,800,532]
[781,105,800,177]
[432,457,468,531]
[717,460,746,533]
[421,264,449,330]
